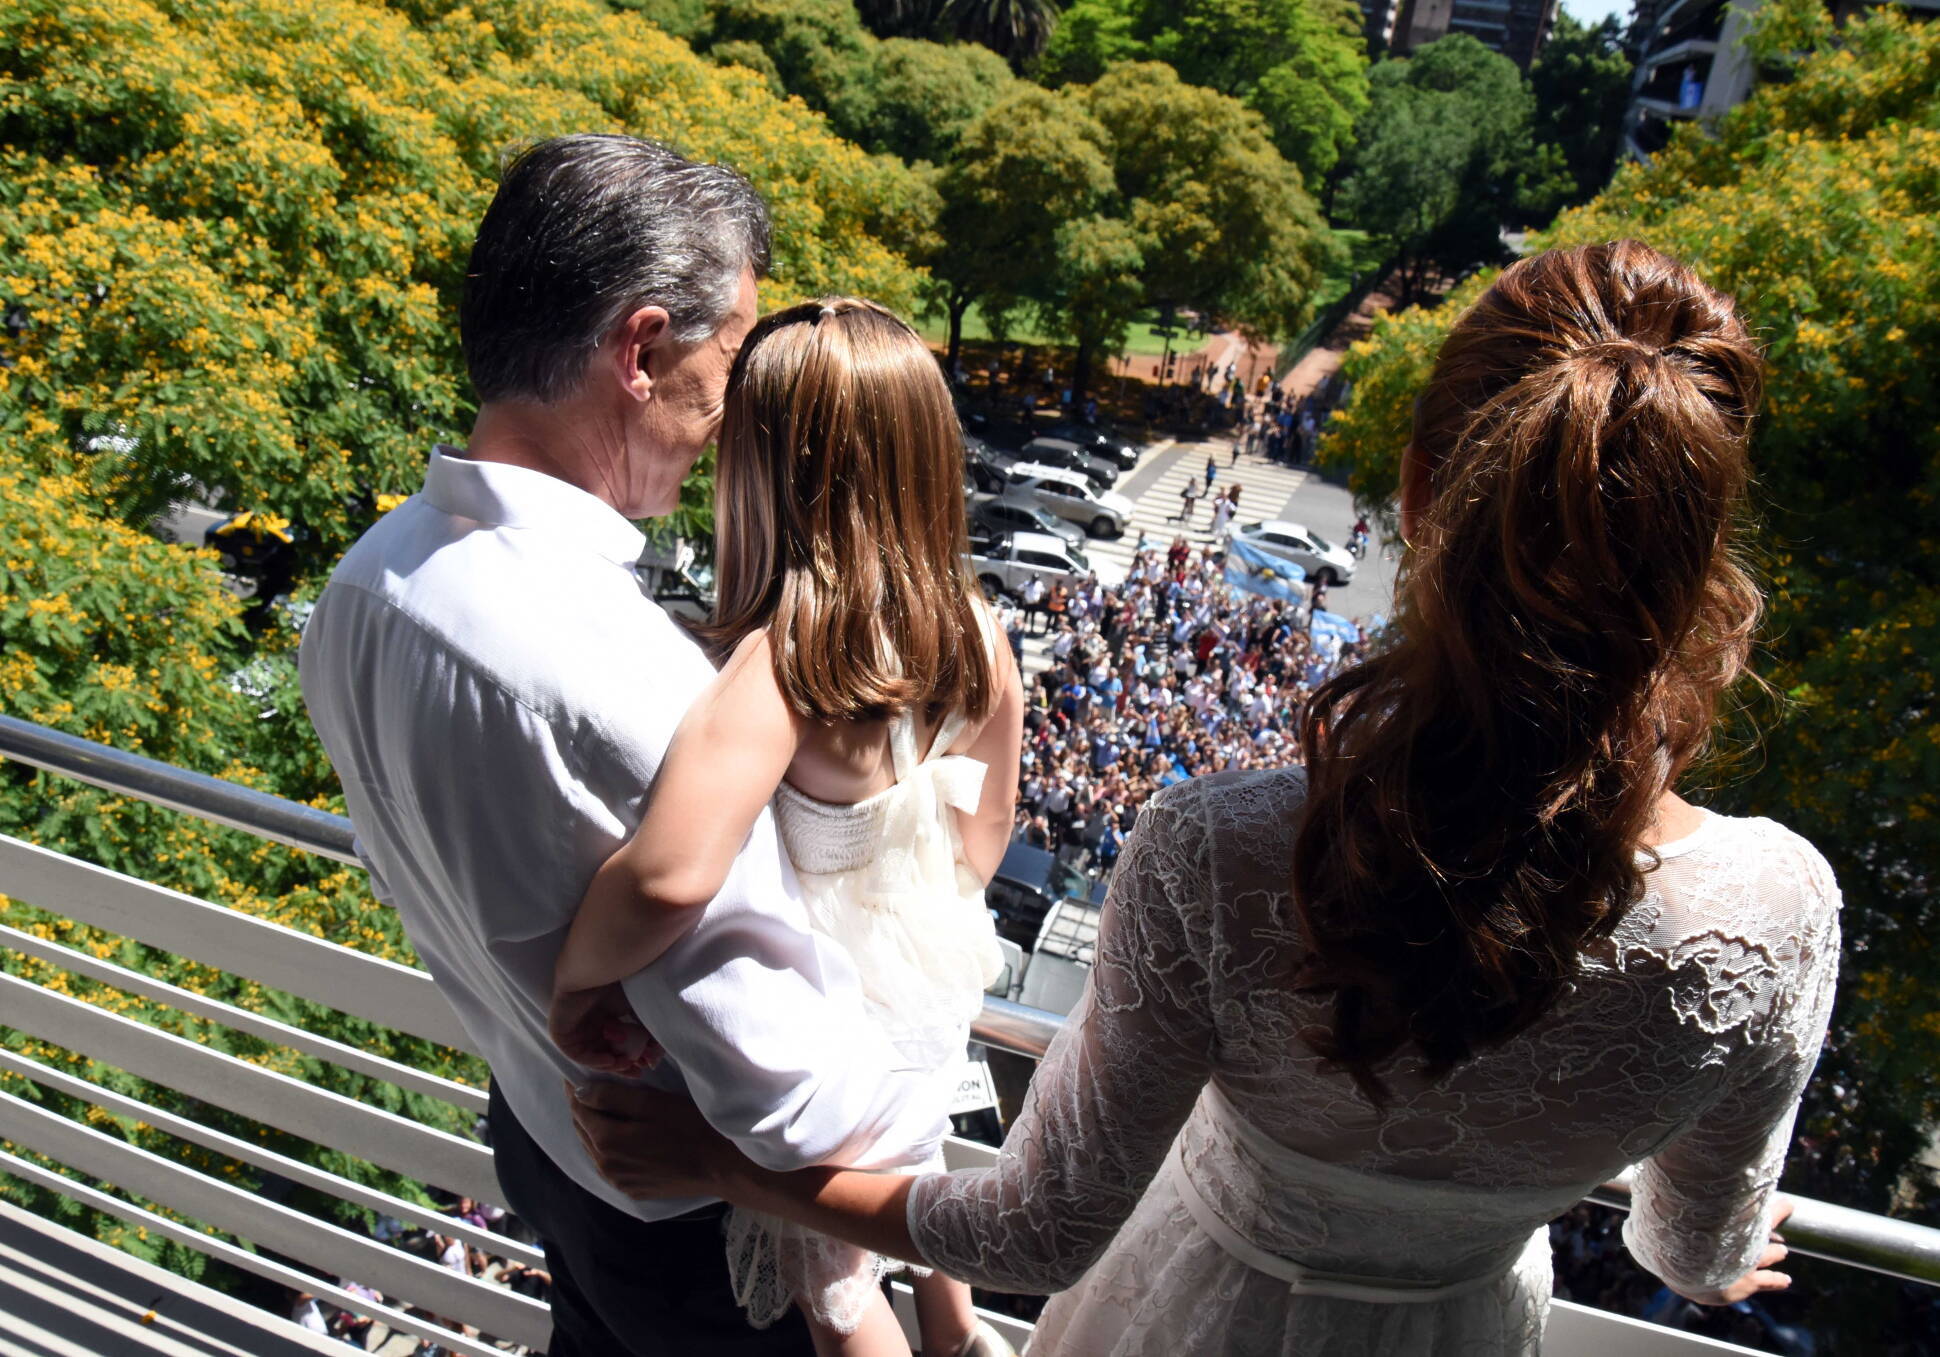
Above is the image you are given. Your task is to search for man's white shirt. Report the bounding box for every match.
[300,448,947,1221]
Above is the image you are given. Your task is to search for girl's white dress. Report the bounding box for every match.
[725,707,1005,1332]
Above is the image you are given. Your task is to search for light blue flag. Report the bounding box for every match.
[1224,538,1306,600]
[1312,610,1362,644]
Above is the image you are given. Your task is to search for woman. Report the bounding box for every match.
[571,242,1841,1354]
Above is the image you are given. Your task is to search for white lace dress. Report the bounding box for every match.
[906,768,1842,1355]
[727,709,1006,1332]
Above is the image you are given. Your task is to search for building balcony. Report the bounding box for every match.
[1,712,1936,1354]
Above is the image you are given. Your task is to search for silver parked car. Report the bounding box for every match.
[1232,520,1357,586]
[1004,463,1136,539]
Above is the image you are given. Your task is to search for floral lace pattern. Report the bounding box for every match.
[908,768,1841,1355]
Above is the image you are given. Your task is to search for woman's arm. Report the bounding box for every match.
[571,780,1219,1292]
[955,627,1024,885]
[1624,838,1842,1303]
[553,630,802,995]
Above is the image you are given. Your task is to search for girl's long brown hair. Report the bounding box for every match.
[704,297,996,724]
[1293,241,1765,1102]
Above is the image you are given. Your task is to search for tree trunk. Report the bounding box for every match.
[1071,330,1095,403]
[946,292,971,377]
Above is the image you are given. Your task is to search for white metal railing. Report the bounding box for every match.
[2,712,1937,1355]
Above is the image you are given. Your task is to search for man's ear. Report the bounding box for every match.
[607,306,672,403]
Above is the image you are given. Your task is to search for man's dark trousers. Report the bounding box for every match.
[487,1083,814,1356]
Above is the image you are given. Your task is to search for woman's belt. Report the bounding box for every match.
[1171,1140,1523,1303]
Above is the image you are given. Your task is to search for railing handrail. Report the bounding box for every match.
[3,711,1937,1290]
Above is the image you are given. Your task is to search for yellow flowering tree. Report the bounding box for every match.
[0,0,932,576]
[0,472,486,1270]
[1320,0,1940,1227]
[2,0,948,1265]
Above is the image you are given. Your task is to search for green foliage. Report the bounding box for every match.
[685,0,1019,164]
[1037,0,1370,183]
[0,0,932,582]
[1337,35,1558,301]
[926,64,1333,389]
[1526,14,1634,213]
[858,36,1017,164]
[0,471,483,1267]
[1087,63,1332,338]
[1323,0,1940,1222]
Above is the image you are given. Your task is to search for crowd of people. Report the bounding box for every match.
[283,1187,554,1354]
[993,535,1371,878]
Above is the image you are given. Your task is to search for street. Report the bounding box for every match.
[1017,430,1397,678]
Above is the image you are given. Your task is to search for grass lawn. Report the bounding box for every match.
[914,303,1180,357]
[913,231,1385,357]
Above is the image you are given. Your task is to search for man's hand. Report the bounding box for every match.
[566,1080,741,1200]
[548,982,663,1075]
[1676,1199,1795,1306]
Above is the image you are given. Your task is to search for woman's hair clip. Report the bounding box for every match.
[817,304,839,323]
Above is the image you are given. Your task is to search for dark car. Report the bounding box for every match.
[1039,419,1141,470]
[1017,436,1118,492]
[969,494,1086,548]
[988,840,1094,950]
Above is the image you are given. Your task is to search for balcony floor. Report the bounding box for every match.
[0,1198,343,1357]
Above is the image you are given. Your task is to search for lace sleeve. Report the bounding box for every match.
[1623,833,1843,1294]
[905,781,1219,1292]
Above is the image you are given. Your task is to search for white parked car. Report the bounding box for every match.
[1233,520,1358,586]
[1004,462,1135,539]
[969,531,1095,598]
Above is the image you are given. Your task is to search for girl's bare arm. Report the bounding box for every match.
[553,631,801,994]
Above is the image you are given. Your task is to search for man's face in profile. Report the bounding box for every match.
[628,266,759,517]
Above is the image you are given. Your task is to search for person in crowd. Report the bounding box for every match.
[1045,581,1070,630]
[567,241,1840,1357]
[290,1292,331,1337]
[1170,476,1200,524]
[1019,574,1048,636]
[301,135,955,1357]
[1209,488,1235,544]
[1205,453,1218,488]
[550,299,1020,1357]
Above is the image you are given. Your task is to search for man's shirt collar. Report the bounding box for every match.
[422,445,647,568]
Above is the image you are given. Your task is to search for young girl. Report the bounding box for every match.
[550,298,1022,1357]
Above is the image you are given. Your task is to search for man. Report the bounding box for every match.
[301,136,947,1356]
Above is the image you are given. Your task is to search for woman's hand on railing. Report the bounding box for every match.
[1674,1198,1794,1306]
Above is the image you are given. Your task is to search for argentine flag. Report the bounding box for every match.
[1224,538,1306,600]
[1312,610,1362,644]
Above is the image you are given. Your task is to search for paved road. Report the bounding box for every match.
[1018,431,1398,678]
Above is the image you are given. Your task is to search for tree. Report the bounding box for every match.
[1036,0,1370,185]
[853,36,1017,164]
[0,0,931,586]
[1320,0,1940,1270]
[941,0,1059,66]
[1526,14,1634,213]
[924,85,1118,371]
[1336,36,1556,301]
[1085,63,1332,351]
[685,0,1019,165]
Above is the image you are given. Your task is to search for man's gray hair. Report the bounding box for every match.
[461,134,772,404]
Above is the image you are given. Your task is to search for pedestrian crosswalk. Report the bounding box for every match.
[1013,433,1311,678]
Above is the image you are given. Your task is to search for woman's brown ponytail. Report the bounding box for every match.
[1293,241,1765,1102]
